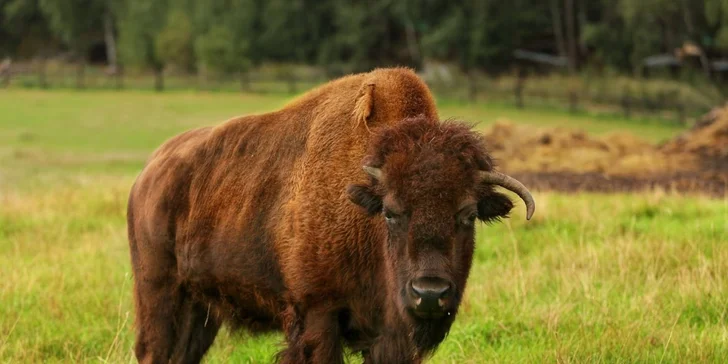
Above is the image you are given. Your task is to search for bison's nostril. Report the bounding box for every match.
[411,283,449,297]
[410,277,451,311]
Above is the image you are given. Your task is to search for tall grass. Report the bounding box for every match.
[1,180,725,362]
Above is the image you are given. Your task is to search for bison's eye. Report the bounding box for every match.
[460,212,477,227]
[457,205,478,227]
[383,209,398,222]
[383,208,405,228]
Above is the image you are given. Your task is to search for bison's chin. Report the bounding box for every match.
[408,311,457,354]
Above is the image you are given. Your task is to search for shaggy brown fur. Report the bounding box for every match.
[127,68,530,364]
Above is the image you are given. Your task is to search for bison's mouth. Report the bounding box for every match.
[405,298,457,321]
[401,277,456,320]
[407,307,451,320]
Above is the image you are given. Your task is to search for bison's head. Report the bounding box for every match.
[347,116,534,349]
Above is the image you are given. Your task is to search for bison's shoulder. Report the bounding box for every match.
[133,127,208,204]
[145,127,213,167]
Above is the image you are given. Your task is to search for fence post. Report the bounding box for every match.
[288,73,297,94]
[515,68,526,108]
[154,67,164,92]
[676,102,686,125]
[115,66,124,90]
[0,58,11,87]
[569,90,578,113]
[197,64,208,91]
[467,70,477,103]
[38,59,48,89]
[621,87,632,118]
[75,61,86,89]
[0,70,8,88]
[239,71,251,93]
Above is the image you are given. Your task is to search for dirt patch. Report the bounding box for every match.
[485,107,728,197]
[510,171,727,197]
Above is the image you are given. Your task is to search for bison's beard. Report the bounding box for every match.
[410,311,456,355]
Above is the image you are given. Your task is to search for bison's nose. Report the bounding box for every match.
[410,277,451,315]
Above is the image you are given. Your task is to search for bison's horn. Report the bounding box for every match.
[363,166,383,181]
[479,171,535,220]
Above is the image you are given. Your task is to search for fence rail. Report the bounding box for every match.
[0,61,714,124]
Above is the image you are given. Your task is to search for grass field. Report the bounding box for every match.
[1,90,726,363]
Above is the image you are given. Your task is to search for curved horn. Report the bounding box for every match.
[363,166,383,181]
[479,171,535,220]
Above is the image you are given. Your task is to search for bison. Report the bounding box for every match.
[127,67,535,364]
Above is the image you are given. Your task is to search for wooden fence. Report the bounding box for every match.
[0,61,714,124]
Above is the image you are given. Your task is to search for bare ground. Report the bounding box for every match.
[488,106,728,197]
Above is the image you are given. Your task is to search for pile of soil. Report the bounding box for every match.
[482,121,693,176]
[483,107,728,196]
[660,106,728,169]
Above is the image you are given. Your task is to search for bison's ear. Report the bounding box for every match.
[353,83,375,126]
[347,184,382,216]
[477,192,514,223]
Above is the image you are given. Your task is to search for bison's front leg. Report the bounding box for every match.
[277,304,344,364]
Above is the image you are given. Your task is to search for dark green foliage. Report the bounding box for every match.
[38,0,104,53]
[192,0,259,74]
[155,8,195,71]
[117,0,169,70]
[423,1,551,74]
[1,0,57,58]
[3,0,728,77]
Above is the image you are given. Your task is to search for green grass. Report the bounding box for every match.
[1,90,726,363]
[0,89,682,153]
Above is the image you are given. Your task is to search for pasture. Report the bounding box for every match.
[0,90,726,363]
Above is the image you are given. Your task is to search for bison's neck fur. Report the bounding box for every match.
[272,67,439,295]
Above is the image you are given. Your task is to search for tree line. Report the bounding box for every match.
[3,0,728,91]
